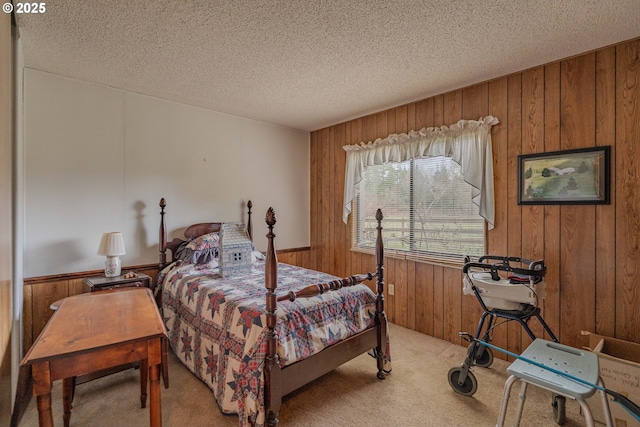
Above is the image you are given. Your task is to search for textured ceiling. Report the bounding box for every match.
[15,0,640,132]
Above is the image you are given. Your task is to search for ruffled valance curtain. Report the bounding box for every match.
[343,116,499,229]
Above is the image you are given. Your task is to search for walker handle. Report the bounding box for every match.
[463,256,546,279]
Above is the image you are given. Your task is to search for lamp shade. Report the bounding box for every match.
[97,232,126,256]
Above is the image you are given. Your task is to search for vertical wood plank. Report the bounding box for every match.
[444,90,462,125]
[594,46,616,337]
[432,265,444,340]
[349,119,363,278]
[415,98,434,130]
[415,262,434,335]
[615,40,640,341]
[559,54,597,347]
[507,74,523,355]
[68,278,88,296]
[320,128,332,274]
[406,260,416,330]
[443,91,463,346]
[395,259,408,328]
[298,249,312,270]
[462,83,489,119]
[520,66,546,345]
[31,280,69,344]
[344,122,353,277]
[327,127,336,275]
[333,123,347,278]
[443,267,462,345]
[543,62,562,341]
[487,77,509,254]
[385,257,396,323]
[487,77,509,358]
[310,131,320,272]
[395,105,408,134]
[431,95,445,341]
[407,102,416,132]
[461,83,489,340]
[23,285,33,353]
[277,252,291,265]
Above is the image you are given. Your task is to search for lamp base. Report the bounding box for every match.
[104,256,121,277]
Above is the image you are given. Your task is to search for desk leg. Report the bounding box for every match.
[140,359,148,408]
[36,394,54,427]
[149,363,162,427]
[32,363,54,427]
[63,377,74,427]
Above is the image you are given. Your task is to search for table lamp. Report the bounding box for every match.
[97,232,126,277]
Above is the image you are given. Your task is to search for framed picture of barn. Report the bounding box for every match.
[517,146,610,205]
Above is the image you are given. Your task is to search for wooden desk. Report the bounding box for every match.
[21,288,167,427]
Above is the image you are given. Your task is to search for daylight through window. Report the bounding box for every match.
[353,156,485,264]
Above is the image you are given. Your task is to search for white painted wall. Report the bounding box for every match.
[24,69,310,277]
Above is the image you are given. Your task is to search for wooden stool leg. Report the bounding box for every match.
[62,377,74,427]
[140,359,149,408]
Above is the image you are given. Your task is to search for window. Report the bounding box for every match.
[342,116,499,266]
[353,157,485,265]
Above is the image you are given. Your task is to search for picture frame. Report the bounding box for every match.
[518,146,610,205]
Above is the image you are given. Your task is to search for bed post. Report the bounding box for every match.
[264,208,282,426]
[247,200,253,241]
[159,198,167,268]
[374,208,388,379]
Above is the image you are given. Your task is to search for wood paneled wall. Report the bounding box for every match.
[306,38,640,356]
[22,265,159,352]
[22,250,309,353]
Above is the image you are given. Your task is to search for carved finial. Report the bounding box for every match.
[160,198,166,209]
[266,207,277,227]
[247,200,252,209]
[376,208,383,222]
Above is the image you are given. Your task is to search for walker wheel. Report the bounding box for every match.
[552,394,566,425]
[447,367,478,396]
[472,344,494,368]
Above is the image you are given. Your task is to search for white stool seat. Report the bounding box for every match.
[509,339,598,399]
[496,338,613,427]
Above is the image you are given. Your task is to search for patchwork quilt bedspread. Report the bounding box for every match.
[159,258,377,427]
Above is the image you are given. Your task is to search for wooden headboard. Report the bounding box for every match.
[158,198,253,268]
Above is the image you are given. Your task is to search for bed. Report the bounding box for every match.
[157,198,390,427]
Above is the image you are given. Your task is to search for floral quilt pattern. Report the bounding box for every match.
[159,259,377,427]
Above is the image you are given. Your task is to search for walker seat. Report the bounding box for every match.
[463,271,546,311]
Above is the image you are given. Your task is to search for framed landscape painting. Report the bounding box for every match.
[517,146,610,205]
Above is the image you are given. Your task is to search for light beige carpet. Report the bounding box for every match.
[19,324,590,426]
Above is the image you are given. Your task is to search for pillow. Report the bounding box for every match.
[252,251,266,262]
[176,232,219,264]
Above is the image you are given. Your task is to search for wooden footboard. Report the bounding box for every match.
[263,208,387,426]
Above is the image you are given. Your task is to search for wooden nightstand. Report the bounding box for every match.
[84,272,151,292]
